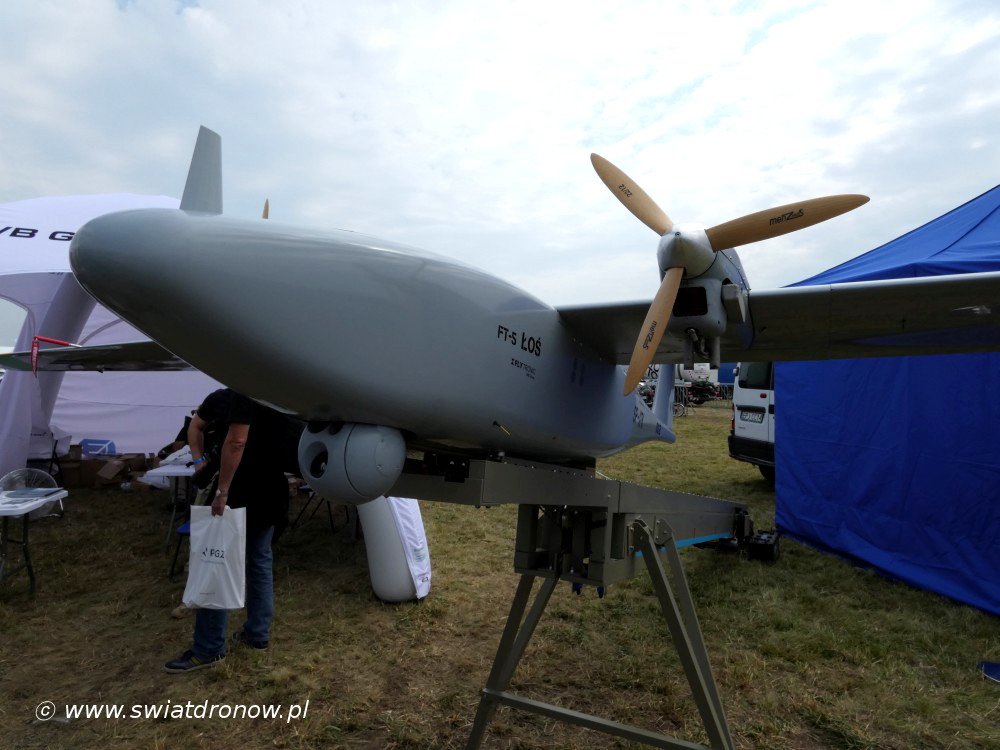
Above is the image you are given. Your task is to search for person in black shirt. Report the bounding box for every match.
[165,389,289,673]
[186,388,231,489]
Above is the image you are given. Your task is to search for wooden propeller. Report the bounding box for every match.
[591,153,681,394]
[592,153,869,396]
[590,154,672,236]
[623,267,684,395]
[705,194,868,251]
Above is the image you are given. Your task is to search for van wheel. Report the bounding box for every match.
[758,465,775,485]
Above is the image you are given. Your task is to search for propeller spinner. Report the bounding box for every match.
[591,154,868,395]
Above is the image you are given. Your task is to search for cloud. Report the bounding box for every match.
[1,0,998,323]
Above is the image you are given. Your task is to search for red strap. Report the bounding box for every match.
[33,335,76,347]
[30,335,78,377]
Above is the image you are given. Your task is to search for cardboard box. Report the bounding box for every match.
[96,460,130,488]
[127,471,153,491]
[59,459,83,488]
[78,459,105,488]
[96,459,126,481]
[121,453,150,472]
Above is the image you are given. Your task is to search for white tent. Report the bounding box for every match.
[0,194,222,474]
[0,194,432,602]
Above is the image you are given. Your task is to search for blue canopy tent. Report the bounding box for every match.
[775,186,1000,615]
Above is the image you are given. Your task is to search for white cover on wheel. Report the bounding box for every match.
[356,495,431,602]
[386,496,431,600]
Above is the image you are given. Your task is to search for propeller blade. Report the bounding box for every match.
[705,194,868,251]
[262,199,270,220]
[591,154,673,236]
[624,267,684,395]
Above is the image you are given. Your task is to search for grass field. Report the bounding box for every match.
[1,403,998,749]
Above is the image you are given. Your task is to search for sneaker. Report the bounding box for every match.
[170,604,193,619]
[231,630,269,650]
[163,650,224,673]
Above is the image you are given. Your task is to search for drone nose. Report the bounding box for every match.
[71,214,126,288]
[70,208,190,321]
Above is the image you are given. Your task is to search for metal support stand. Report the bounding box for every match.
[466,574,558,748]
[387,457,749,749]
[635,522,734,750]
[164,476,192,553]
[291,490,337,532]
[464,518,734,750]
[1,515,37,595]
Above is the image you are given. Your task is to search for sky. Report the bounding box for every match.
[1,0,999,344]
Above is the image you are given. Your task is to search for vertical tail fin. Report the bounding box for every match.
[624,365,676,450]
[649,364,676,437]
[179,126,222,214]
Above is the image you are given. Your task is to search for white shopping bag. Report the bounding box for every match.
[182,506,246,609]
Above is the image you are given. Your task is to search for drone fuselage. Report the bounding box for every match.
[69,208,671,463]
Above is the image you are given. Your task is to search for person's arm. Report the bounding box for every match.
[211,422,249,516]
[188,413,209,465]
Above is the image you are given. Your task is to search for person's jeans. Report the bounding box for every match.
[193,525,274,658]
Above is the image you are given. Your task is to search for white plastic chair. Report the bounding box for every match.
[0,468,62,519]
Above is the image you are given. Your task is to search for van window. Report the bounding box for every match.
[738,362,772,390]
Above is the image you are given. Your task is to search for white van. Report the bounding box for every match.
[728,362,775,484]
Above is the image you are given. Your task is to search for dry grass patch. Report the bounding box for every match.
[1,404,997,748]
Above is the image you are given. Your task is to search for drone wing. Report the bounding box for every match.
[0,341,193,372]
[558,271,1000,364]
[557,300,686,364]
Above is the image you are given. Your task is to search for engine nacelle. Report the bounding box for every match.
[298,422,406,504]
